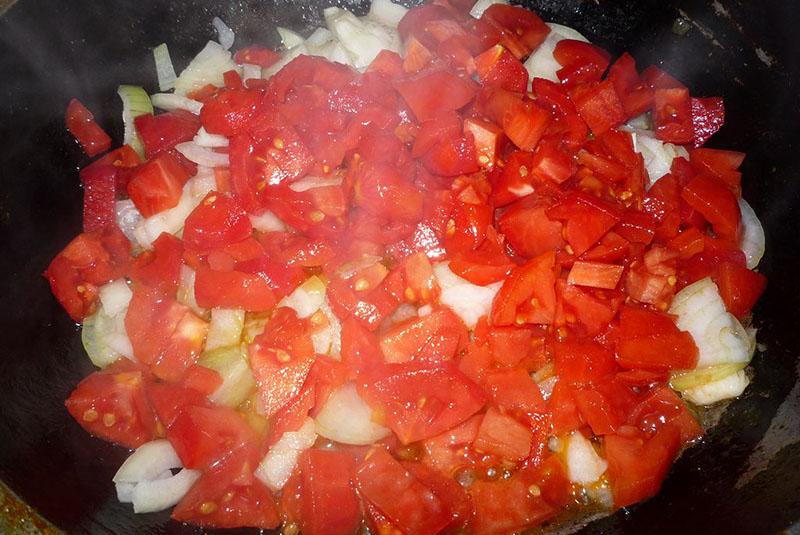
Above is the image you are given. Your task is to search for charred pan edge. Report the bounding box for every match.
[0,480,59,534]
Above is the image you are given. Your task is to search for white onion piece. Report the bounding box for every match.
[193,127,229,148]
[255,418,317,491]
[469,0,509,18]
[306,27,334,48]
[249,210,287,232]
[434,262,502,329]
[682,369,750,406]
[313,40,354,65]
[288,175,342,193]
[106,327,134,358]
[315,382,391,445]
[175,40,238,95]
[131,468,200,514]
[99,279,132,317]
[116,482,136,504]
[633,132,689,188]
[114,440,182,483]
[82,304,132,368]
[115,200,143,244]
[133,170,216,249]
[205,308,245,351]
[325,7,400,69]
[241,63,262,82]
[151,93,203,115]
[153,43,177,92]
[312,299,342,358]
[669,277,756,368]
[524,23,588,83]
[277,27,305,50]
[367,0,408,28]
[177,265,206,316]
[176,141,229,168]
[565,431,607,485]
[279,276,326,319]
[263,44,309,79]
[212,16,235,50]
[738,198,765,269]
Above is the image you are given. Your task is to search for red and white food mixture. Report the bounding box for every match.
[50,0,767,532]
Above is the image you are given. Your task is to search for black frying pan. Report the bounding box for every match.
[0,0,798,533]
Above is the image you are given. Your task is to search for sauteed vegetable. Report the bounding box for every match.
[47,0,767,532]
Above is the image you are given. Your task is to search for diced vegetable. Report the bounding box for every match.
[255,418,317,491]
[175,40,238,95]
[434,262,502,329]
[205,308,245,351]
[314,382,391,445]
[738,198,765,269]
[681,369,749,405]
[565,431,608,485]
[117,85,154,158]
[197,344,256,407]
[153,43,177,92]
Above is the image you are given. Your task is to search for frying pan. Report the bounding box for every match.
[0,0,798,533]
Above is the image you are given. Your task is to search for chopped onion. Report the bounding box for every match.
[113,440,183,483]
[177,265,205,316]
[150,93,203,115]
[325,7,400,69]
[434,262,502,329]
[255,418,317,491]
[82,305,132,368]
[131,468,200,514]
[198,345,256,408]
[565,431,607,485]
[175,141,229,168]
[249,209,287,232]
[469,0,509,18]
[312,299,341,358]
[313,40,354,65]
[315,382,391,445]
[682,369,750,405]
[634,131,689,188]
[99,279,132,317]
[738,198,765,269]
[175,40,238,95]
[524,23,588,83]
[288,175,342,193]
[116,481,135,503]
[205,308,245,351]
[277,27,305,50]
[241,63,262,82]
[115,200,143,244]
[669,277,756,368]
[152,43,177,92]
[367,0,408,28]
[117,85,153,158]
[305,27,333,48]
[212,16,235,50]
[537,375,558,401]
[670,362,748,392]
[193,126,229,148]
[279,276,326,319]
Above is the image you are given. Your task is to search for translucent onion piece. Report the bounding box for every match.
[205,308,245,351]
[670,362,748,392]
[113,440,183,483]
[324,7,400,69]
[175,141,230,168]
[277,27,305,50]
[212,16,235,50]
[175,40,237,95]
[634,131,689,188]
[263,44,309,79]
[248,209,287,232]
[117,85,153,158]
[565,431,607,485]
[193,126,229,148]
[279,276,327,319]
[151,93,203,115]
[288,175,342,193]
[682,369,750,406]
[99,278,132,317]
[152,43,177,92]
[524,23,588,83]
[177,265,206,316]
[198,345,256,408]
[255,418,317,491]
[434,262,502,329]
[367,0,409,28]
[131,468,200,514]
[738,198,765,269]
[315,382,391,445]
[115,199,143,244]
[669,277,756,368]
[305,27,333,48]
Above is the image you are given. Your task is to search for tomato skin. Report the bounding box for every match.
[629,385,702,444]
[183,192,253,252]
[691,96,725,148]
[712,261,767,318]
[653,87,693,145]
[491,250,557,326]
[481,4,550,59]
[356,448,452,535]
[65,98,111,157]
[127,152,191,217]
[80,163,117,232]
[234,45,280,68]
[681,174,741,241]
[299,450,362,535]
[605,424,682,508]
[359,362,487,444]
[475,44,529,92]
[502,99,552,151]
[201,88,262,136]
[421,133,480,176]
[572,80,625,136]
[44,226,131,321]
[134,110,201,158]
[65,359,156,448]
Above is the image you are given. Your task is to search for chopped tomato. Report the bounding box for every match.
[299,450,362,535]
[567,261,624,289]
[379,307,468,364]
[234,45,281,68]
[65,98,111,157]
[65,359,155,448]
[572,80,625,136]
[80,162,117,232]
[681,174,741,241]
[473,406,533,461]
[194,266,278,311]
[126,151,191,217]
[481,4,550,59]
[469,470,556,534]
[394,68,477,122]
[492,251,557,326]
[183,192,253,252]
[475,45,529,92]
[712,261,767,318]
[201,88,262,136]
[615,305,698,371]
[134,110,201,158]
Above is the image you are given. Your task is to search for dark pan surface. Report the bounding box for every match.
[0,0,798,533]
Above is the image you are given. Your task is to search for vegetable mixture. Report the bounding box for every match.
[50,0,768,532]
